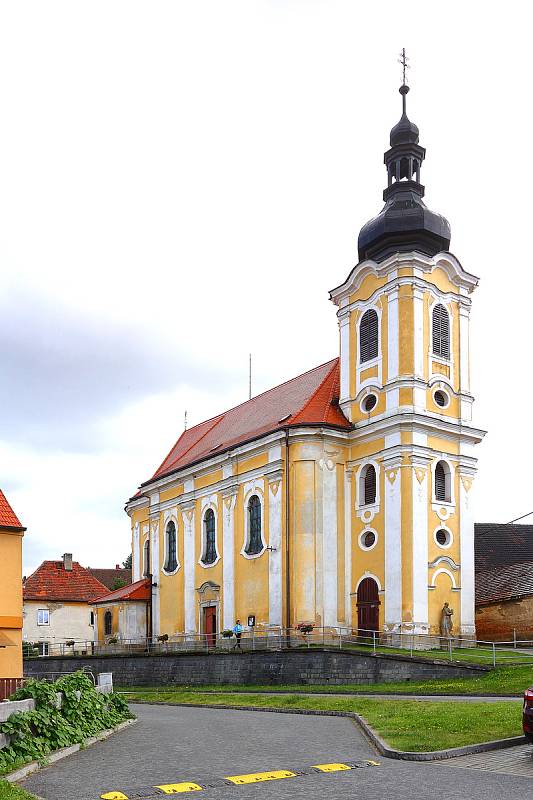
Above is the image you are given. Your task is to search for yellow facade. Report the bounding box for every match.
[0,506,25,679]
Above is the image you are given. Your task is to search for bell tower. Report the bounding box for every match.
[330,59,485,639]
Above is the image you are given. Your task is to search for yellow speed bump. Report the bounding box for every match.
[156,784,203,793]
[312,763,352,772]
[366,760,380,766]
[225,770,296,785]
[101,793,129,800]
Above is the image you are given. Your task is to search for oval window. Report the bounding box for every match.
[363,394,377,412]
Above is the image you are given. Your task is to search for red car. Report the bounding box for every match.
[523,688,533,742]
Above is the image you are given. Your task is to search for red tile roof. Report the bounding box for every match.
[23,560,109,603]
[145,358,350,486]
[0,489,25,531]
[93,578,151,604]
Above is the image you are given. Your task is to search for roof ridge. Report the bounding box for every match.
[290,358,340,423]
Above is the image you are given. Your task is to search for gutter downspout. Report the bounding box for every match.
[285,428,291,646]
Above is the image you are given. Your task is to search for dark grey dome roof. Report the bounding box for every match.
[356,82,451,263]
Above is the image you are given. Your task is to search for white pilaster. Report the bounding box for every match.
[339,313,350,405]
[384,458,402,629]
[132,523,140,582]
[344,469,353,628]
[411,461,430,633]
[459,473,476,636]
[222,490,237,631]
[268,475,283,626]
[459,302,470,393]
[150,519,160,637]
[181,503,196,634]
[413,286,426,408]
[322,459,338,627]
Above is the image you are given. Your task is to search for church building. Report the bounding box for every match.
[98,76,485,645]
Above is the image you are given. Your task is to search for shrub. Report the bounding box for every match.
[0,671,134,776]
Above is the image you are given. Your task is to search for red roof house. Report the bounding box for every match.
[23,556,108,603]
[0,489,26,532]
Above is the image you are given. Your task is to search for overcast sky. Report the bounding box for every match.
[1,1,531,576]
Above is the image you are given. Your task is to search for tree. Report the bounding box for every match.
[122,553,132,569]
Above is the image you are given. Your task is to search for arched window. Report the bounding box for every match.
[432,304,450,359]
[202,509,217,565]
[360,464,377,506]
[245,495,263,555]
[164,521,177,572]
[434,460,451,503]
[104,610,112,636]
[359,309,379,363]
[143,539,150,577]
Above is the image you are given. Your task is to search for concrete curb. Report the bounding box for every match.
[3,718,137,783]
[129,700,527,762]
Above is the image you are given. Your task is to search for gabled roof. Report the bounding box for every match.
[23,561,108,603]
[475,523,533,572]
[0,489,25,531]
[476,561,533,605]
[88,567,132,590]
[93,578,151,605]
[144,358,350,486]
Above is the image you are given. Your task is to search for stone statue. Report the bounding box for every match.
[440,602,454,637]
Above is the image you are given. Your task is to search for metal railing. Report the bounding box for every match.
[22,627,533,667]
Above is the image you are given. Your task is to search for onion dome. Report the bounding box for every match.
[357,83,451,263]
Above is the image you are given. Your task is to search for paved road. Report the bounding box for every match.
[21,704,533,800]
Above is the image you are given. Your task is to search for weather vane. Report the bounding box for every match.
[398,48,410,86]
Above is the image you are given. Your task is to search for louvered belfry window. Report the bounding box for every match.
[203,509,216,565]
[363,465,377,505]
[360,309,379,363]
[245,495,263,555]
[435,461,448,502]
[432,304,450,359]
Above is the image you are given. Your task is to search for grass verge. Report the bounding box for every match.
[0,782,36,800]
[117,664,533,698]
[124,689,521,752]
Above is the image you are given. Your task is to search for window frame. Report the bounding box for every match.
[434,459,452,504]
[200,506,219,567]
[359,308,380,365]
[163,519,179,574]
[104,609,113,636]
[37,609,50,626]
[242,493,265,558]
[431,303,451,361]
[142,538,151,577]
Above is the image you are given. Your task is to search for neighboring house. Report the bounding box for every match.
[23,554,108,652]
[92,579,151,642]
[104,77,485,645]
[475,524,533,641]
[88,566,132,591]
[0,489,26,686]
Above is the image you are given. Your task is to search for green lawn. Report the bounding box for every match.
[0,782,36,800]
[123,689,522,752]
[117,663,533,698]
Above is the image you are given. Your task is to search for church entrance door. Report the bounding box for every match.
[357,578,380,635]
[203,606,217,648]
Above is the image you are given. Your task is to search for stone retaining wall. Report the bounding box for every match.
[24,648,486,687]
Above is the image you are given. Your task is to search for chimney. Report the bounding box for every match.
[63,553,73,571]
[115,564,120,570]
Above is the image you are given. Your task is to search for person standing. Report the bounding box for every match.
[233,619,243,650]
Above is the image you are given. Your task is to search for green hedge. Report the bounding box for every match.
[0,671,134,776]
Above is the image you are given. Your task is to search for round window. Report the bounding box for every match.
[435,528,451,547]
[363,394,377,412]
[359,529,377,550]
[434,390,448,408]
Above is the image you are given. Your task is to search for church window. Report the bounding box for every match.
[359,309,379,363]
[202,508,217,565]
[432,304,450,359]
[359,529,377,550]
[104,610,112,636]
[164,521,178,572]
[245,495,263,555]
[434,460,451,503]
[362,393,377,412]
[435,528,451,547]
[142,539,150,577]
[434,389,448,408]
[360,464,377,506]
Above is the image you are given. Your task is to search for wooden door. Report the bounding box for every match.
[204,606,217,648]
[356,578,380,635]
